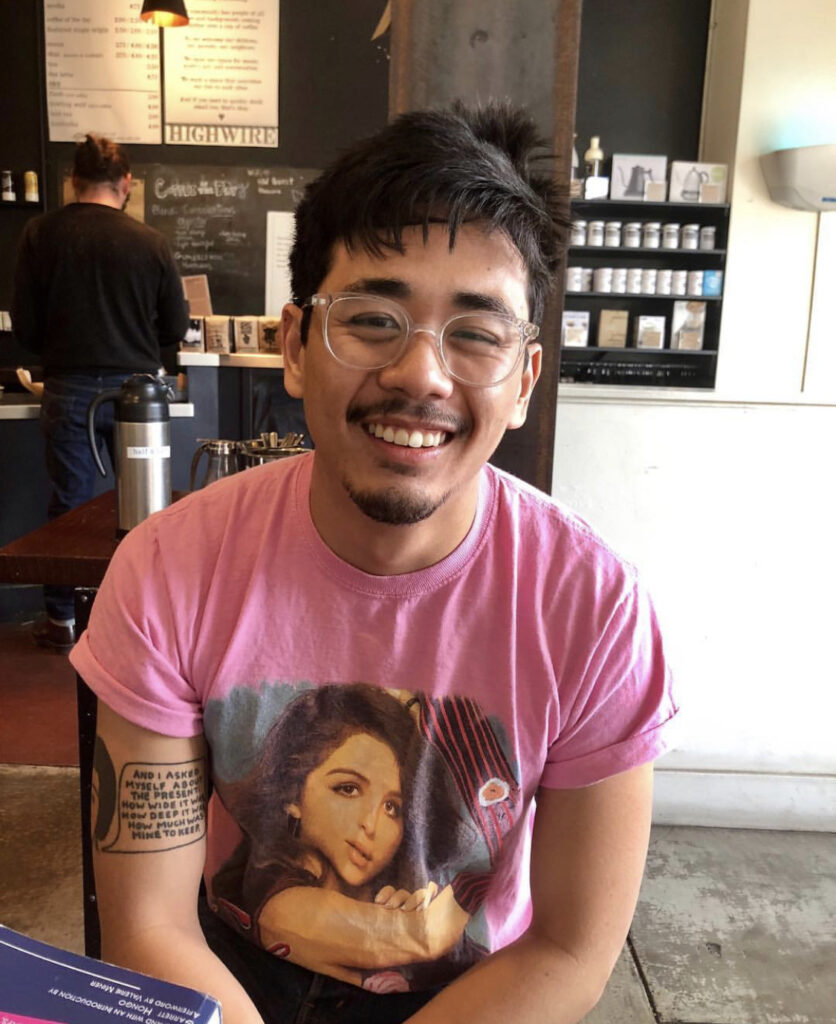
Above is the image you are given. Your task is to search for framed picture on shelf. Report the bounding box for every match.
[669,161,728,203]
[609,154,668,200]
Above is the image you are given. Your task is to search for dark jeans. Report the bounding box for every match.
[198,900,439,1024]
[40,372,132,621]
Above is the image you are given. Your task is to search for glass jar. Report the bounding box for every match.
[623,222,642,248]
[642,222,662,248]
[687,270,704,295]
[604,221,622,247]
[565,266,583,291]
[612,267,628,293]
[662,223,681,249]
[656,269,673,295]
[1,170,15,202]
[592,267,613,293]
[626,267,643,293]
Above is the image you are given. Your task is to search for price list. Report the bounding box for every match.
[44,0,161,144]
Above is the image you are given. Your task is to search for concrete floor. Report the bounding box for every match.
[1,763,833,1023]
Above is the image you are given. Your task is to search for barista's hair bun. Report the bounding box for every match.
[73,133,130,185]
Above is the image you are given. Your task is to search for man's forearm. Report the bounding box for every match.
[405,932,609,1024]
[102,922,264,1024]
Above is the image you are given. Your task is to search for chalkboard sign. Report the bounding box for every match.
[139,163,318,315]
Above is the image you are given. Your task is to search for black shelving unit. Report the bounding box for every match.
[561,198,730,388]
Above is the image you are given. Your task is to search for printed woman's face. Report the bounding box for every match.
[289,732,404,889]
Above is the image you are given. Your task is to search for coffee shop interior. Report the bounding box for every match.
[1,1,834,1021]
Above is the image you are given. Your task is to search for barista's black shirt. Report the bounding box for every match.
[11,202,189,375]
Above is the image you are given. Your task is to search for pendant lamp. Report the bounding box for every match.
[140,0,189,27]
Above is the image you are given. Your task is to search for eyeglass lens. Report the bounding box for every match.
[325,295,523,385]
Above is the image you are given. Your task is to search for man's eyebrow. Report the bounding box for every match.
[342,281,518,318]
[343,278,411,299]
[453,291,516,317]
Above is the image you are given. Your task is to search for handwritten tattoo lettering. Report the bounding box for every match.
[95,744,206,854]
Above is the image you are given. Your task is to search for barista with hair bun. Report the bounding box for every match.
[11,133,188,653]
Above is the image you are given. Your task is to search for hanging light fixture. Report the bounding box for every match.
[140,0,189,27]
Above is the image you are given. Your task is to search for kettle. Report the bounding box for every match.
[681,166,709,201]
[618,165,654,198]
[87,373,172,537]
[190,439,241,491]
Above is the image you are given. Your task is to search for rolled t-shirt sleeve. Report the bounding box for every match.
[541,576,678,789]
[70,518,204,738]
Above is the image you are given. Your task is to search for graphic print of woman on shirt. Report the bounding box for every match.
[212,683,476,988]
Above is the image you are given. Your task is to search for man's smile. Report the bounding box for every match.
[366,423,447,448]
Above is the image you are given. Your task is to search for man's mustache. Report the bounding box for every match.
[346,398,469,435]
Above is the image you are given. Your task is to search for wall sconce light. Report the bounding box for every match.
[140,0,189,27]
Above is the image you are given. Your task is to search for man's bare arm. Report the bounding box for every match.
[404,762,655,1024]
[92,699,264,1024]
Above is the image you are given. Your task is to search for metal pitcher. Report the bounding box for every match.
[190,439,241,491]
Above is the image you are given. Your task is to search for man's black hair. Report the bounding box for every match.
[289,101,568,326]
[73,133,130,187]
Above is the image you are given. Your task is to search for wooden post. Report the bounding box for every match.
[388,0,581,493]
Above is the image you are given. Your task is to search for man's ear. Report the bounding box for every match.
[506,343,541,430]
[281,303,305,399]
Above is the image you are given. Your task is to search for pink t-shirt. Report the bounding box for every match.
[71,452,676,992]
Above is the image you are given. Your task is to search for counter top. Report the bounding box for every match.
[0,394,195,421]
[178,351,283,369]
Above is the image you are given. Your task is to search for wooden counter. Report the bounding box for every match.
[0,490,122,587]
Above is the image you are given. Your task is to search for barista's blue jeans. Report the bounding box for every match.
[198,899,440,1024]
[39,373,133,621]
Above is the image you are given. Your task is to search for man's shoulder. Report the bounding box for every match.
[484,463,638,582]
[145,454,308,543]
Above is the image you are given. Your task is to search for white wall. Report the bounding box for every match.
[553,0,836,831]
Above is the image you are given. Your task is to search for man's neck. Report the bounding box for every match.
[308,464,480,576]
[75,185,124,209]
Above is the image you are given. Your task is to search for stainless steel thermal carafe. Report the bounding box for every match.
[87,373,172,536]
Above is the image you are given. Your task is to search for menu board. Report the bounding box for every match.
[142,164,316,314]
[163,0,279,147]
[43,0,161,144]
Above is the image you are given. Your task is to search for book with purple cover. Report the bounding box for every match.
[0,926,221,1024]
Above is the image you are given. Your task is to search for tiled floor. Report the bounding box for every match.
[1,622,833,1023]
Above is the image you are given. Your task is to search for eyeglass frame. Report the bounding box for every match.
[303,292,540,389]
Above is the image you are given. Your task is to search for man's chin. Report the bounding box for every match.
[344,482,447,526]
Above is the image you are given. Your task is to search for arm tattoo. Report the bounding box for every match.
[93,738,207,854]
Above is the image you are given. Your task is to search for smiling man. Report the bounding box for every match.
[71,103,678,1024]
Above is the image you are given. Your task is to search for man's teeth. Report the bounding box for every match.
[367,423,446,448]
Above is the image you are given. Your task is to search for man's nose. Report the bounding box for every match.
[377,328,454,396]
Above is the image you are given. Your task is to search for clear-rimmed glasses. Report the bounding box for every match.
[306,292,539,388]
